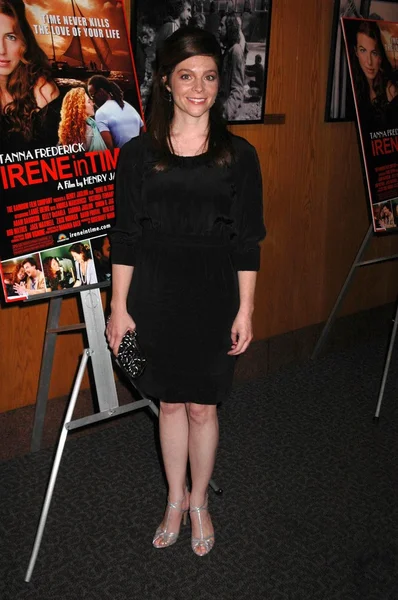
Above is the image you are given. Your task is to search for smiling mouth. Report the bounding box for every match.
[187,98,206,104]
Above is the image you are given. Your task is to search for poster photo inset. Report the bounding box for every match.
[132,0,273,124]
[341,16,398,233]
[325,0,398,122]
[0,0,144,303]
[2,253,48,302]
[40,238,98,291]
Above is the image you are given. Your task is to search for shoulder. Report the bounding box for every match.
[98,100,117,115]
[124,101,142,117]
[229,133,259,161]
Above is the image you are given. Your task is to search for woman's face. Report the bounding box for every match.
[17,266,25,281]
[355,32,382,82]
[0,14,24,79]
[71,251,84,264]
[84,93,95,117]
[166,55,219,121]
[50,258,60,272]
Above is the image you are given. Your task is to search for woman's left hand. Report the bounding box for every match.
[13,283,26,296]
[228,311,253,355]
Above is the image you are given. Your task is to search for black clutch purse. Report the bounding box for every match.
[116,329,146,379]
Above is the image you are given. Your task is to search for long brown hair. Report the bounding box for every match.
[58,87,88,146]
[352,21,395,114]
[10,261,26,285]
[0,0,54,140]
[148,27,233,171]
[42,256,61,290]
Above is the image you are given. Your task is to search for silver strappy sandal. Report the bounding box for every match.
[189,495,215,556]
[152,491,189,549]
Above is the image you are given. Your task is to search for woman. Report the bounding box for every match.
[106,27,265,556]
[69,242,98,286]
[351,21,398,127]
[241,0,255,42]
[0,0,60,152]
[58,87,107,151]
[379,204,396,229]
[43,256,75,290]
[4,261,26,297]
[394,203,398,228]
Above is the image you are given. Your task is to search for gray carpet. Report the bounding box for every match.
[2,336,398,600]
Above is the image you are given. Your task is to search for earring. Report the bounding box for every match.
[162,88,172,102]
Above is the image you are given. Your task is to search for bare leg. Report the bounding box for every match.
[153,401,190,548]
[187,403,218,555]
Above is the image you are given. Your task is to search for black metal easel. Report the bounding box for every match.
[311,224,398,420]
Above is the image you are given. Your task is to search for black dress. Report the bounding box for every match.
[111,133,266,404]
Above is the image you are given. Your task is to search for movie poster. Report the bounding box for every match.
[0,0,143,302]
[342,17,398,232]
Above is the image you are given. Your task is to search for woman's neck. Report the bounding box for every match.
[170,114,210,156]
[171,110,209,136]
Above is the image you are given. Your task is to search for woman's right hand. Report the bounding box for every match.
[106,310,136,356]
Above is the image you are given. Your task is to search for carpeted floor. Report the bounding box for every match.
[1,335,398,600]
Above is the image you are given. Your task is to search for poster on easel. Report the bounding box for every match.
[341,16,398,233]
[0,0,143,303]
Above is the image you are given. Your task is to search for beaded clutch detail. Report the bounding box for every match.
[116,329,146,379]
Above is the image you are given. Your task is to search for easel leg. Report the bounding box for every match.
[79,289,118,412]
[374,300,398,421]
[311,224,373,359]
[31,297,63,452]
[25,350,91,583]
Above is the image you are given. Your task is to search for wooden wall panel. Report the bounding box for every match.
[1,0,397,412]
[0,293,104,412]
[234,0,398,339]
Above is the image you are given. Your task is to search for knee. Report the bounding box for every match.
[159,401,185,418]
[188,403,216,426]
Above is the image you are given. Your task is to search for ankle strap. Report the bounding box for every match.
[190,502,208,513]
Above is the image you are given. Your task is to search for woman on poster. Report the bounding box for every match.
[43,256,76,291]
[58,87,107,152]
[350,20,398,128]
[0,0,61,153]
[106,28,265,556]
[69,243,98,287]
[4,261,26,297]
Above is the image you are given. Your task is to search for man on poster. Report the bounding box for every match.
[13,257,46,296]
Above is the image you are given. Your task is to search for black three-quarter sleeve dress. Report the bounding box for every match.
[110,133,266,405]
